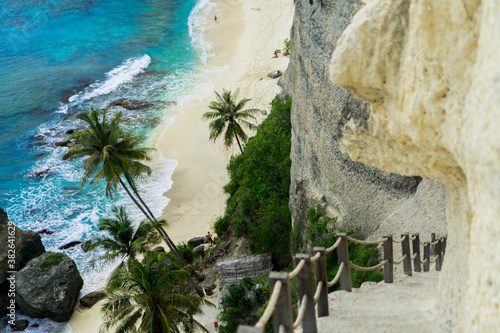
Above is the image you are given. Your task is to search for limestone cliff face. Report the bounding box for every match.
[281,0,446,242]
[329,0,499,331]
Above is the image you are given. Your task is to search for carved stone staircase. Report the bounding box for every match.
[299,271,449,333]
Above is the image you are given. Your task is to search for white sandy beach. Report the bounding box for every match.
[69,0,294,331]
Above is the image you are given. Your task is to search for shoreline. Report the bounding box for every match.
[69,0,294,331]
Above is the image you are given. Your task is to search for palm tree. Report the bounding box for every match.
[64,107,185,266]
[202,89,261,155]
[86,206,167,268]
[101,251,213,333]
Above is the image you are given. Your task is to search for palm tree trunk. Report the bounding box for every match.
[118,177,186,266]
[231,122,245,156]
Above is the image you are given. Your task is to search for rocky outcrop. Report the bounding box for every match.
[0,207,45,317]
[187,237,205,248]
[280,0,446,240]
[329,0,499,330]
[79,290,107,309]
[15,252,83,322]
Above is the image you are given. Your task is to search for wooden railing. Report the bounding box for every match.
[237,232,447,333]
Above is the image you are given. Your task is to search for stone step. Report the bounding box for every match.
[297,271,448,333]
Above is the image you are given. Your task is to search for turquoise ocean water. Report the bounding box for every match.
[0,0,219,331]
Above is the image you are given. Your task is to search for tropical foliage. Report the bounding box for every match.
[86,205,167,268]
[101,251,212,333]
[215,95,292,268]
[65,107,185,266]
[202,89,261,155]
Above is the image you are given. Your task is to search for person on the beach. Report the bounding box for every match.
[205,231,213,244]
[214,15,217,22]
[273,50,278,58]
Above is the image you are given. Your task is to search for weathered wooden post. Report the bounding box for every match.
[336,233,352,292]
[401,232,412,276]
[436,239,442,271]
[295,254,317,333]
[412,233,421,272]
[431,233,437,255]
[441,237,447,264]
[270,272,293,333]
[423,242,430,272]
[383,235,393,283]
[313,247,329,317]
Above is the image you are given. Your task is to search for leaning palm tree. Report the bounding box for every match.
[202,89,261,155]
[64,107,185,266]
[86,206,167,268]
[101,251,213,333]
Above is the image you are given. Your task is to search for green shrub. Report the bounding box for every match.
[40,253,64,268]
[177,242,195,264]
[214,215,230,237]
[283,38,290,53]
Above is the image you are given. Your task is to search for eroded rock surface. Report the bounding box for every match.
[329,0,499,330]
[15,252,83,322]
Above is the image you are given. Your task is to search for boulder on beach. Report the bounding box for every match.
[193,244,207,257]
[79,290,107,308]
[0,207,46,317]
[267,70,282,79]
[187,237,205,249]
[15,252,83,322]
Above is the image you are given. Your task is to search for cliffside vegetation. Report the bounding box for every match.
[215,95,292,269]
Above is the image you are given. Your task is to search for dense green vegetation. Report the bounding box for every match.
[218,276,271,333]
[215,95,292,268]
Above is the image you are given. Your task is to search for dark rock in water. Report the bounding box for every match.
[66,129,74,135]
[32,152,49,159]
[54,140,70,147]
[187,237,205,248]
[36,229,54,235]
[193,244,206,257]
[79,290,107,308]
[108,98,155,110]
[267,70,282,79]
[152,246,165,253]
[10,319,29,331]
[58,241,82,250]
[0,207,46,317]
[15,252,83,322]
[81,240,92,252]
[28,168,52,179]
[30,323,39,328]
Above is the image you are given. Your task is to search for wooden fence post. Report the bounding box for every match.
[383,235,393,283]
[442,237,447,264]
[313,247,329,317]
[336,233,352,292]
[423,242,430,272]
[401,232,412,276]
[412,233,421,272]
[431,233,436,255]
[269,272,293,333]
[295,254,317,333]
[436,239,442,271]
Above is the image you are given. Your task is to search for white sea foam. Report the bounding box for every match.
[60,54,151,112]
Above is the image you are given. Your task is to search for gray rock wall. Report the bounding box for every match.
[280,0,447,241]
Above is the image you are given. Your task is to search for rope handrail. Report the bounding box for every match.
[409,235,417,241]
[255,280,282,328]
[392,235,407,244]
[292,295,308,329]
[411,253,418,260]
[310,251,321,263]
[346,235,387,245]
[325,237,342,253]
[327,262,346,287]
[430,254,440,263]
[420,258,429,264]
[393,254,408,264]
[313,281,323,302]
[289,259,305,279]
[419,240,429,246]
[348,259,388,272]
[430,240,440,246]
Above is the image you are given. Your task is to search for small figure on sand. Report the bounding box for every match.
[214,15,217,22]
[273,49,281,58]
[204,231,213,245]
